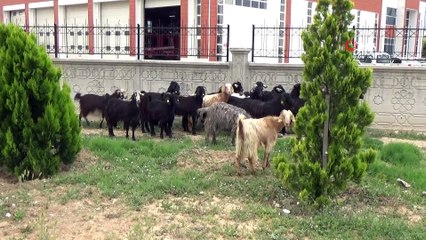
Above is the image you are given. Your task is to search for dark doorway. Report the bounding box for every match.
[144,6,181,60]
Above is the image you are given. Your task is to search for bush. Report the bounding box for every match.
[0,24,81,180]
[274,0,376,206]
[380,142,422,166]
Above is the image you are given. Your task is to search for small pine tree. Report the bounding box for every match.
[274,0,376,206]
[0,24,81,180]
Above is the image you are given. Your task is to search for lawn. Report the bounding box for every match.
[0,127,425,239]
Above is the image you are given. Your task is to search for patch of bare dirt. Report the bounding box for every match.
[1,186,263,240]
[380,137,426,149]
[0,185,140,240]
[137,195,259,239]
[177,148,235,172]
[64,149,99,172]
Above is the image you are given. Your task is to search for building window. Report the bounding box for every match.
[384,7,396,56]
[373,13,378,49]
[278,0,285,63]
[197,0,201,58]
[356,10,360,43]
[307,1,313,27]
[231,0,267,9]
[386,7,397,25]
[218,5,223,14]
[384,38,395,55]
[217,0,225,61]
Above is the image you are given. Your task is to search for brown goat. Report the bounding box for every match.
[235,110,286,176]
[202,84,232,107]
[281,109,296,134]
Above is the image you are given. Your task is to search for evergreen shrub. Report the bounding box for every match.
[0,24,81,180]
[273,0,376,206]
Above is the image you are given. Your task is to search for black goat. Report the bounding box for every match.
[231,81,244,94]
[167,81,181,95]
[175,86,206,135]
[228,92,292,119]
[243,81,267,98]
[146,92,179,139]
[139,81,181,133]
[105,92,141,141]
[260,84,286,101]
[289,83,306,116]
[74,89,125,128]
[245,84,265,99]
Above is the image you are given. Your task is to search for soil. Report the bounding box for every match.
[0,128,425,239]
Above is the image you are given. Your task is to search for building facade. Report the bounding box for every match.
[1,0,426,63]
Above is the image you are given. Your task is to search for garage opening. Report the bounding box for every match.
[144,6,180,60]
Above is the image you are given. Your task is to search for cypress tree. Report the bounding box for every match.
[0,24,81,180]
[274,0,376,206]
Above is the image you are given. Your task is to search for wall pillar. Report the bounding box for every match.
[129,0,136,56]
[88,0,94,54]
[25,3,29,32]
[0,6,3,23]
[54,0,59,25]
[230,48,250,89]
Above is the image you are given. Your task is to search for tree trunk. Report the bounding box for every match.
[322,93,330,169]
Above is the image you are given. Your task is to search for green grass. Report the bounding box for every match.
[366,128,426,141]
[4,132,424,239]
[54,136,208,208]
[368,142,426,191]
[380,142,423,166]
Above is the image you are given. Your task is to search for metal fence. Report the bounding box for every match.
[24,24,230,61]
[252,25,426,62]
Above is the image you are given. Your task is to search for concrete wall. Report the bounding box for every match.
[54,48,426,132]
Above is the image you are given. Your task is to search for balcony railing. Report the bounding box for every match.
[22,24,230,61]
[252,25,426,62]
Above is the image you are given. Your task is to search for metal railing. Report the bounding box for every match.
[252,25,426,62]
[24,24,230,61]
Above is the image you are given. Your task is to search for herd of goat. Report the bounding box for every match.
[74,81,305,175]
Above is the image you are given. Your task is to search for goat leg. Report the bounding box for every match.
[145,122,151,133]
[149,121,155,136]
[160,127,164,139]
[236,156,243,176]
[191,114,197,135]
[124,122,130,139]
[166,124,173,138]
[212,132,217,144]
[131,124,137,141]
[182,116,188,132]
[159,121,165,139]
[262,152,270,169]
[108,123,115,137]
[99,118,104,128]
[99,111,105,128]
[78,113,82,127]
[248,157,256,175]
[84,116,90,127]
[140,119,146,133]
